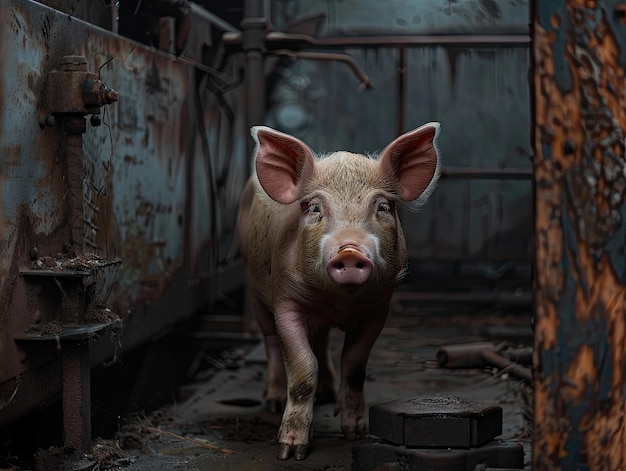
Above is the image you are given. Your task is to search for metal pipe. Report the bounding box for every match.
[397,47,405,135]
[189,3,239,32]
[313,35,531,48]
[272,50,372,91]
[242,1,268,164]
[440,166,533,180]
[0,0,7,243]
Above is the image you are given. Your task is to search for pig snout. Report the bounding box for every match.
[327,245,373,285]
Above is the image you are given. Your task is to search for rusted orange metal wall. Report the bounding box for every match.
[533,0,626,468]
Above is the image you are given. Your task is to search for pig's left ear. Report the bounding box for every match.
[379,122,441,204]
[252,126,316,204]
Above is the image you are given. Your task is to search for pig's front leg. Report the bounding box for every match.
[252,296,287,412]
[275,305,318,461]
[335,313,388,441]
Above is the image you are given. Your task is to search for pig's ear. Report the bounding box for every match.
[252,126,316,204]
[379,122,441,205]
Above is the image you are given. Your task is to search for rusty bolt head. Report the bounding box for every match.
[83,79,119,109]
[104,87,119,104]
[38,115,56,128]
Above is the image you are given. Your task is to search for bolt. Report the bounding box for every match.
[104,87,119,104]
[90,115,102,127]
[38,114,56,128]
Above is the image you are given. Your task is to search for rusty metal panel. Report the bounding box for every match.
[533,0,626,469]
[404,46,531,261]
[266,41,532,262]
[0,0,247,425]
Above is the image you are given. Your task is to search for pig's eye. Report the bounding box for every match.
[302,202,321,214]
[378,202,391,213]
[375,199,395,224]
[301,199,323,223]
[309,203,321,213]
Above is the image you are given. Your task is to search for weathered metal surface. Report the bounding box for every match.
[266,41,532,262]
[271,0,530,35]
[533,0,626,469]
[0,0,247,426]
[263,1,532,265]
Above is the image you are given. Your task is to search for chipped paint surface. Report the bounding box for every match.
[0,0,247,423]
[533,1,626,468]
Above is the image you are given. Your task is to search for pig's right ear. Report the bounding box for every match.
[379,122,441,207]
[252,126,316,204]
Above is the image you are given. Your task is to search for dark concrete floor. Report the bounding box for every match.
[117,298,533,471]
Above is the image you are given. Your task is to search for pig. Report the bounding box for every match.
[236,123,441,460]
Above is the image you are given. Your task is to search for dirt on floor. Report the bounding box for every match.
[35,296,534,471]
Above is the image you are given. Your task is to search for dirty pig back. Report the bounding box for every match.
[237,123,441,460]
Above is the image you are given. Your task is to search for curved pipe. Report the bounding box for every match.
[272,49,372,91]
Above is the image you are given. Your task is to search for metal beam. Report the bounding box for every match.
[313,35,531,48]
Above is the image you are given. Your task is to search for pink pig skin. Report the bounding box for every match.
[237,123,441,461]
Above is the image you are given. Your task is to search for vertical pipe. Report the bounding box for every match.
[62,343,92,452]
[532,1,626,469]
[63,117,87,253]
[0,0,6,242]
[396,46,406,136]
[241,0,267,166]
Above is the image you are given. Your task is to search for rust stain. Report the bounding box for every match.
[533,1,626,469]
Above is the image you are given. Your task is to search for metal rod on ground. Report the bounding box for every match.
[437,342,533,384]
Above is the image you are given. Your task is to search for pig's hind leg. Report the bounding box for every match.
[312,324,337,405]
[335,315,387,441]
[253,296,287,413]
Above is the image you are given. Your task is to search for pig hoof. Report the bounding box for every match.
[265,398,285,413]
[277,442,309,460]
[342,424,366,441]
[277,443,291,460]
[294,444,308,461]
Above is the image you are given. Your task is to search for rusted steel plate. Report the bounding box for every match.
[533,1,626,469]
[0,0,247,426]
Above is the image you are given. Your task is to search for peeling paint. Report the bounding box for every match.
[533,1,626,468]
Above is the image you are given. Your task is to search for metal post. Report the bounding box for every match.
[532,1,626,469]
[0,0,8,242]
[396,46,405,136]
[241,0,267,165]
[63,116,87,252]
